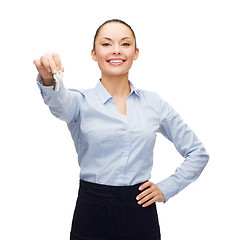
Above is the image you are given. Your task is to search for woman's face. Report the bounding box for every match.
[91,22,139,78]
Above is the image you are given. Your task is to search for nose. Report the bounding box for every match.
[112,44,121,55]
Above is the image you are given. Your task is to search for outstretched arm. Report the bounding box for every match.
[33,53,84,123]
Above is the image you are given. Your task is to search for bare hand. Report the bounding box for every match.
[33,52,64,86]
[136,181,165,207]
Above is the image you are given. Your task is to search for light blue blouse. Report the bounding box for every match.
[37,74,209,202]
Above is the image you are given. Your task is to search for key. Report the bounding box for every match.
[53,70,65,92]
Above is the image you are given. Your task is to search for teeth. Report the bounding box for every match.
[109,60,124,63]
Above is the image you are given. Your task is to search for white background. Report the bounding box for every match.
[0,0,232,239]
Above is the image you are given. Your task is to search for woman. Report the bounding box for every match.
[33,19,209,240]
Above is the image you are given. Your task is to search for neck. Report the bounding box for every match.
[100,73,131,100]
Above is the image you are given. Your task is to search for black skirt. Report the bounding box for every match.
[70,179,161,240]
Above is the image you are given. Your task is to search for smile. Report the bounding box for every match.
[107,58,126,66]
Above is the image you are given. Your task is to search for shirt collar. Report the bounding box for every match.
[95,79,141,104]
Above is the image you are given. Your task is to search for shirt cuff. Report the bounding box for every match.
[156,178,179,203]
[36,74,54,87]
[36,74,56,98]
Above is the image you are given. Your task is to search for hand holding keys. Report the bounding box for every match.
[33,52,65,89]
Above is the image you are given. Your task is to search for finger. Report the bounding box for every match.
[136,188,153,200]
[40,56,51,72]
[138,192,155,205]
[141,197,157,208]
[138,180,150,191]
[52,52,63,69]
[45,53,58,74]
[33,59,42,71]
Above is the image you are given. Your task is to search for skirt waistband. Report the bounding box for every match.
[78,179,149,200]
[79,179,148,188]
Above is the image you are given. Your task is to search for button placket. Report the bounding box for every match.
[120,97,132,184]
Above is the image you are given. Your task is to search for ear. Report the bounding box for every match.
[133,48,139,60]
[91,49,98,62]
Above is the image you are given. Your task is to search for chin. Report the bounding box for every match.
[101,68,130,75]
[103,71,129,77]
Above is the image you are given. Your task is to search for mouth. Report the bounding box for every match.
[107,58,126,66]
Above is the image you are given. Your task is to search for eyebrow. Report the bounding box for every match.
[100,37,132,41]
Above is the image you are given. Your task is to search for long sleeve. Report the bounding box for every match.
[156,97,209,203]
[36,74,85,123]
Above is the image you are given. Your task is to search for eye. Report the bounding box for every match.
[122,43,130,46]
[102,43,110,46]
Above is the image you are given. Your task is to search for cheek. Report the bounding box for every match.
[125,50,137,60]
[96,49,109,61]
[96,52,108,70]
[125,54,136,66]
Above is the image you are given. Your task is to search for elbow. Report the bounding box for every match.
[201,146,210,167]
[197,149,209,169]
[204,152,210,167]
[186,146,210,173]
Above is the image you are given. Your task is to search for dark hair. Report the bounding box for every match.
[93,19,137,51]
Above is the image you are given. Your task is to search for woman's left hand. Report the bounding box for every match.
[136,181,165,207]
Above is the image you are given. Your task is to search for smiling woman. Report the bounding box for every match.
[33,18,209,240]
[91,20,139,100]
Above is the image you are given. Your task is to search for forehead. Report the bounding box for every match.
[97,22,134,40]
